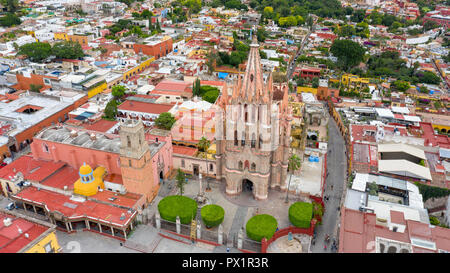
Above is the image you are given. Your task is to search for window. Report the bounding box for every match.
[251,163,256,171]
[209,163,213,172]
[127,136,131,147]
[181,159,185,168]
[259,134,263,148]
[238,161,243,170]
[234,130,238,146]
[241,131,245,146]
[43,143,49,153]
[251,133,256,148]
[129,160,132,167]
[44,242,54,253]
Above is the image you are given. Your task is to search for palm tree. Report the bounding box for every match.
[198,136,211,191]
[285,154,302,203]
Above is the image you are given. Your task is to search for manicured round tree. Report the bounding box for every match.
[158,195,198,224]
[201,204,225,228]
[245,214,278,242]
[289,202,313,228]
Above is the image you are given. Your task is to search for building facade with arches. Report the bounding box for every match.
[215,36,292,200]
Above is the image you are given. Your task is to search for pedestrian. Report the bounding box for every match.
[226,247,230,253]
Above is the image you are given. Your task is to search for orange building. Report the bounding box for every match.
[12,72,56,92]
[133,36,173,59]
[0,92,87,153]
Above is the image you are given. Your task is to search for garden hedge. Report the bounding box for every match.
[289,202,313,228]
[245,214,278,242]
[201,204,225,228]
[158,195,198,224]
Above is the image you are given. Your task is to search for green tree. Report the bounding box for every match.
[0,0,19,13]
[29,84,42,92]
[18,42,52,62]
[418,71,441,84]
[338,25,356,37]
[0,12,21,27]
[111,85,126,100]
[330,39,366,71]
[423,20,439,31]
[176,168,186,196]
[312,77,319,88]
[285,154,301,203]
[193,77,201,97]
[392,80,410,92]
[103,100,118,120]
[51,41,84,59]
[154,112,176,130]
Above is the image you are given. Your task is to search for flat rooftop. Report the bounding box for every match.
[0,93,84,137]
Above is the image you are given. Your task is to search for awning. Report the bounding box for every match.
[218,72,228,79]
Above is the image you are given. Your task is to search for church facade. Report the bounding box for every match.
[215,36,292,200]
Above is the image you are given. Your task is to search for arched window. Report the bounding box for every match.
[251,163,256,171]
[244,104,248,122]
[238,161,243,170]
[387,246,397,253]
[209,163,213,171]
[379,243,386,253]
[251,133,256,148]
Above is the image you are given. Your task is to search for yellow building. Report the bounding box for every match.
[0,210,61,253]
[25,229,61,253]
[122,57,155,81]
[73,163,105,197]
[341,74,370,88]
[297,86,318,95]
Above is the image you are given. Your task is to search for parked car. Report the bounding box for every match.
[6,202,14,210]
[0,162,7,169]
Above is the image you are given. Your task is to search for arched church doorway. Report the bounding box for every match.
[243,179,253,193]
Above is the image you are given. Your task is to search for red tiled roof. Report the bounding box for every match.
[339,208,450,253]
[40,165,78,190]
[0,213,48,253]
[351,124,377,143]
[0,156,65,183]
[154,80,191,93]
[15,187,136,228]
[90,190,142,208]
[83,119,118,133]
[118,100,173,115]
[172,145,197,156]
[200,80,224,86]
[104,173,123,185]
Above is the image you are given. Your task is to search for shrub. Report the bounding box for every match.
[414,182,450,202]
[429,216,440,226]
[289,202,313,228]
[201,204,225,228]
[245,214,278,242]
[158,195,198,224]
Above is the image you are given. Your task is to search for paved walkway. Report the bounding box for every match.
[310,112,347,253]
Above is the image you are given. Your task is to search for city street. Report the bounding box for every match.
[311,112,347,253]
